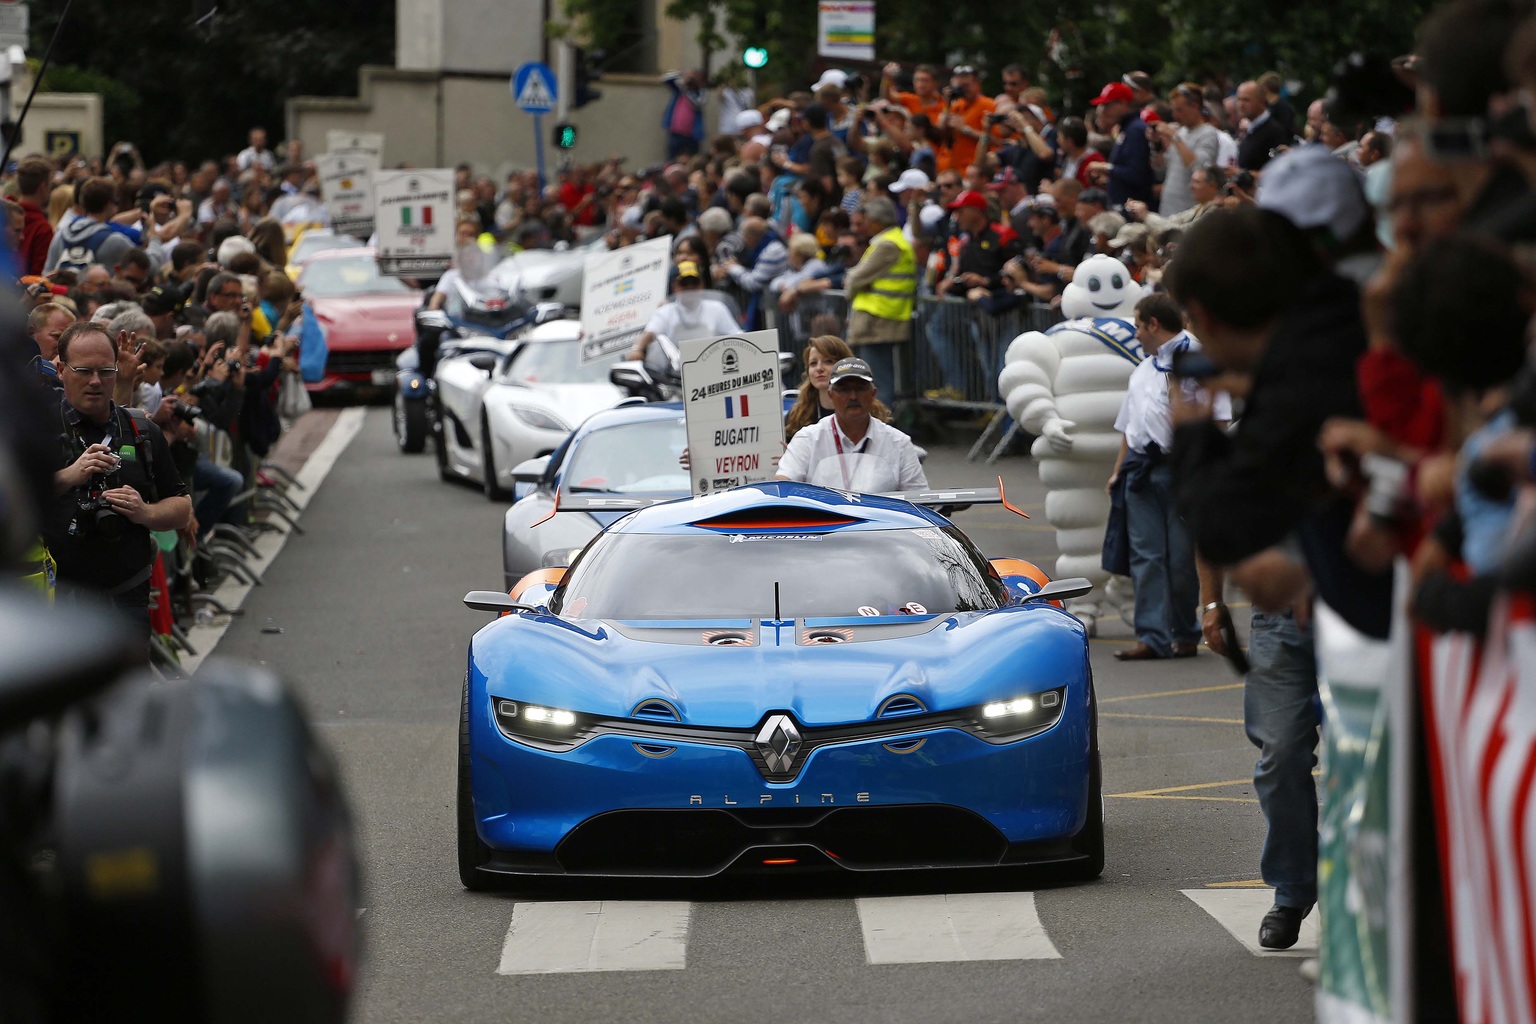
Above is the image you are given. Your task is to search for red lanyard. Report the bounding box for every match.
[832,428,854,491]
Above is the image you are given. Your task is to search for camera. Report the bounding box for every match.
[171,401,200,424]
[67,454,126,543]
[1360,453,1411,526]
[983,112,1007,126]
[1225,170,1256,195]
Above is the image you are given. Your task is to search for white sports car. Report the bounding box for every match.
[434,319,627,500]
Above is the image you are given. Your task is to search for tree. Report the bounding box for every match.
[25,0,395,163]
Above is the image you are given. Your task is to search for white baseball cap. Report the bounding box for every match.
[766,108,793,132]
[890,168,932,194]
[1256,144,1368,243]
[735,109,764,132]
[813,69,848,92]
[918,203,949,230]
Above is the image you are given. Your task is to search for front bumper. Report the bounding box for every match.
[467,693,1093,877]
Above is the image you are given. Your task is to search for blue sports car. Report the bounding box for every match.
[458,481,1101,889]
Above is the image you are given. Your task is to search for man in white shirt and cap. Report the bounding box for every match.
[628,261,739,361]
[777,357,927,492]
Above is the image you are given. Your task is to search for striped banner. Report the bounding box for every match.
[1422,592,1536,1024]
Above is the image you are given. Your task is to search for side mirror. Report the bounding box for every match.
[610,364,652,390]
[511,455,551,484]
[463,591,539,614]
[531,301,566,325]
[1025,577,1094,604]
[467,352,498,373]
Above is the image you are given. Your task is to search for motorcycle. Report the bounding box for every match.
[392,275,565,454]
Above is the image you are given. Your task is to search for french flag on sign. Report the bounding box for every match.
[723,393,750,418]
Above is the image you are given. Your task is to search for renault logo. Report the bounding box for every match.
[755,714,803,775]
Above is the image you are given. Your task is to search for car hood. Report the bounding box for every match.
[470,605,1087,727]
[484,382,624,424]
[310,293,420,321]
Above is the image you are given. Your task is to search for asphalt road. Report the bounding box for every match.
[211,408,1315,1024]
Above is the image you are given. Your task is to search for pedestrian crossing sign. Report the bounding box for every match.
[512,62,557,114]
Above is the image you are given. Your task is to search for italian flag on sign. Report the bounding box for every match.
[400,205,433,227]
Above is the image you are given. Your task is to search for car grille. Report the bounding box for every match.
[325,350,398,375]
[554,805,1011,875]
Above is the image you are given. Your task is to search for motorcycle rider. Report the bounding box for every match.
[416,218,486,378]
[626,260,739,363]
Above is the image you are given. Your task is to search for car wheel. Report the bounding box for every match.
[433,406,453,482]
[481,416,512,502]
[395,394,428,453]
[458,677,499,891]
[1065,687,1105,881]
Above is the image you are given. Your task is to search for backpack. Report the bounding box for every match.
[55,222,112,275]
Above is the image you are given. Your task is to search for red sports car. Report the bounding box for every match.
[296,248,421,394]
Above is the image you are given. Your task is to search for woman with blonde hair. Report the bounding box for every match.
[785,334,890,439]
[47,184,74,227]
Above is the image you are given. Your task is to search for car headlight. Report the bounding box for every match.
[491,697,587,746]
[510,406,570,432]
[540,547,583,569]
[966,687,1067,742]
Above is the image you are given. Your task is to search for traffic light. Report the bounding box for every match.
[574,46,603,109]
[553,122,577,150]
[743,47,768,70]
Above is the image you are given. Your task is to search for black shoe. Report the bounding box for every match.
[1258,902,1311,950]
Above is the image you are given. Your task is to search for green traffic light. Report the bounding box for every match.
[743,47,768,69]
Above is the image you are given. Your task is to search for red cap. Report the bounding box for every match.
[1089,82,1135,106]
[945,188,989,211]
[1139,108,1163,124]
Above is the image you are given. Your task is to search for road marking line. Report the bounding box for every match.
[181,407,367,675]
[1181,888,1318,957]
[1099,683,1243,704]
[855,892,1061,964]
[1109,777,1253,798]
[1100,712,1244,725]
[1206,879,1267,888]
[1111,795,1259,804]
[496,901,691,974]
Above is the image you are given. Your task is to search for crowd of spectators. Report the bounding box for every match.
[5,126,311,643]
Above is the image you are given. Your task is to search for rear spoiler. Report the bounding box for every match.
[538,477,1029,520]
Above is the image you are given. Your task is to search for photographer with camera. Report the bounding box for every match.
[43,321,190,634]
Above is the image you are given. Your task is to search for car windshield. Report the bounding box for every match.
[551,525,1006,620]
[290,233,361,265]
[563,418,689,494]
[502,339,619,385]
[299,256,412,297]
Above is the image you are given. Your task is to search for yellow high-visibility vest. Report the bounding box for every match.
[20,538,55,601]
[851,226,916,322]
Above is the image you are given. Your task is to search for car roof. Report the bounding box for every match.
[305,245,376,263]
[571,401,685,440]
[607,481,951,535]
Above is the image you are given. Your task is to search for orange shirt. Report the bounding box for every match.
[946,93,996,170]
[895,90,947,125]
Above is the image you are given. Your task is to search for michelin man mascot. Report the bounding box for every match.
[997,254,1144,634]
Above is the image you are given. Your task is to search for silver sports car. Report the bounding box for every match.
[500,401,689,587]
[434,319,626,500]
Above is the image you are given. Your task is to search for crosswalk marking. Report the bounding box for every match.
[855,892,1062,964]
[1180,888,1318,958]
[496,901,691,974]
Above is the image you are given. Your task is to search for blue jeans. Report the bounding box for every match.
[193,456,245,537]
[1244,611,1319,909]
[1124,462,1198,654]
[852,342,898,404]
